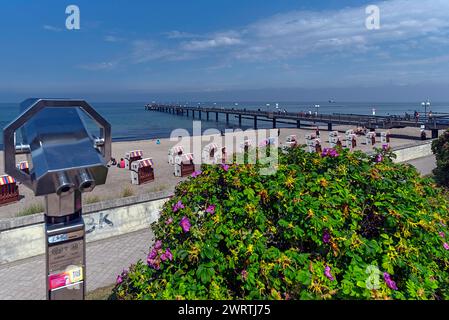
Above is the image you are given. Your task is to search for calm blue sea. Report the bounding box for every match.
[1,101,449,149]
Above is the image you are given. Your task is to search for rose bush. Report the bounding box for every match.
[111,146,449,300]
[432,129,449,187]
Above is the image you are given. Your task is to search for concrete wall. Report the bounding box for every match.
[0,191,171,265]
[392,141,433,163]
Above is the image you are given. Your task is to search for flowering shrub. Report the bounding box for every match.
[111,147,449,300]
[432,130,449,187]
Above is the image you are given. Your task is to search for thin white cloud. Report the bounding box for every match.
[79,61,117,71]
[231,0,449,61]
[164,30,198,39]
[104,35,124,42]
[130,40,177,63]
[182,35,242,51]
[43,25,62,32]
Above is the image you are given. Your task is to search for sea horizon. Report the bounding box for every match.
[1,100,448,149]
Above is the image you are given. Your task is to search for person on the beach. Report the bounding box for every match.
[421,130,427,140]
[110,158,117,166]
[315,141,322,154]
[120,158,125,168]
[222,147,227,164]
[315,127,320,137]
[336,139,342,148]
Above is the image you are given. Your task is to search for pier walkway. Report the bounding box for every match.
[146,104,449,139]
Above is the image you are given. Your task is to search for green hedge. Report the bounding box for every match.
[111,146,449,300]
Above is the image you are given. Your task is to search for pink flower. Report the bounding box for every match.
[439,232,445,238]
[116,275,123,284]
[163,248,173,261]
[322,230,331,244]
[443,243,449,250]
[166,217,173,225]
[375,154,383,163]
[180,216,191,233]
[324,265,335,281]
[383,272,398,290]
[321,148,339,158]
[206,205,216,215]
[173,200,185,212]
[191,170,202,178]
[222,164,230,172]
[148,248,158,260]
[154,240,162,250]
[147,249,160,270]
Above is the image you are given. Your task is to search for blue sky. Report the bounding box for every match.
[1,0,449,102]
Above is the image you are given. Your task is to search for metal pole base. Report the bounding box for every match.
[45,191,86,300]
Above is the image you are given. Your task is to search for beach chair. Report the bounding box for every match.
[131,158,155,185]
[0,175,20,206]
[259,137,277,148]
[174,153,195,177]
[240,139,253,153]
[345,134,357,149]
[380,132,390,144]
[328,131,341,148]
[125,150,143,170]
[364,132,376,145]
[16,161,30,175]
[285,135,298,148]
[168,146,184,165]
[202,143,220,164]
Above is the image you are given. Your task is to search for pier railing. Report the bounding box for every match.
[145,104,449,132]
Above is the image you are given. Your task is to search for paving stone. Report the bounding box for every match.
[0,228,153,300]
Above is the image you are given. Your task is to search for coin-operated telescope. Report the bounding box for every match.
[3,99,111,300]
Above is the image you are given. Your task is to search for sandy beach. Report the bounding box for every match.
[0,125,435,218]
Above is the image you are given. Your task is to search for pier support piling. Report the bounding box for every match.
[254,116,258,130]
[273,118,277,129]
[239,114,242,126]
[207,112,209,121]
[296,120,301,129]
[432,129,439,139]
[328,123,333,131]
[226,113,229,124]
[216,112,219,122]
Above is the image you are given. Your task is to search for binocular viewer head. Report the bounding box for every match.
[3,99,111,197]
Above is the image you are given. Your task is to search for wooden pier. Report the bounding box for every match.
[145,104,449,139]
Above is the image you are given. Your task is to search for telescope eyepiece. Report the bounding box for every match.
[55,172,75,196]
[77,169,96,193]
